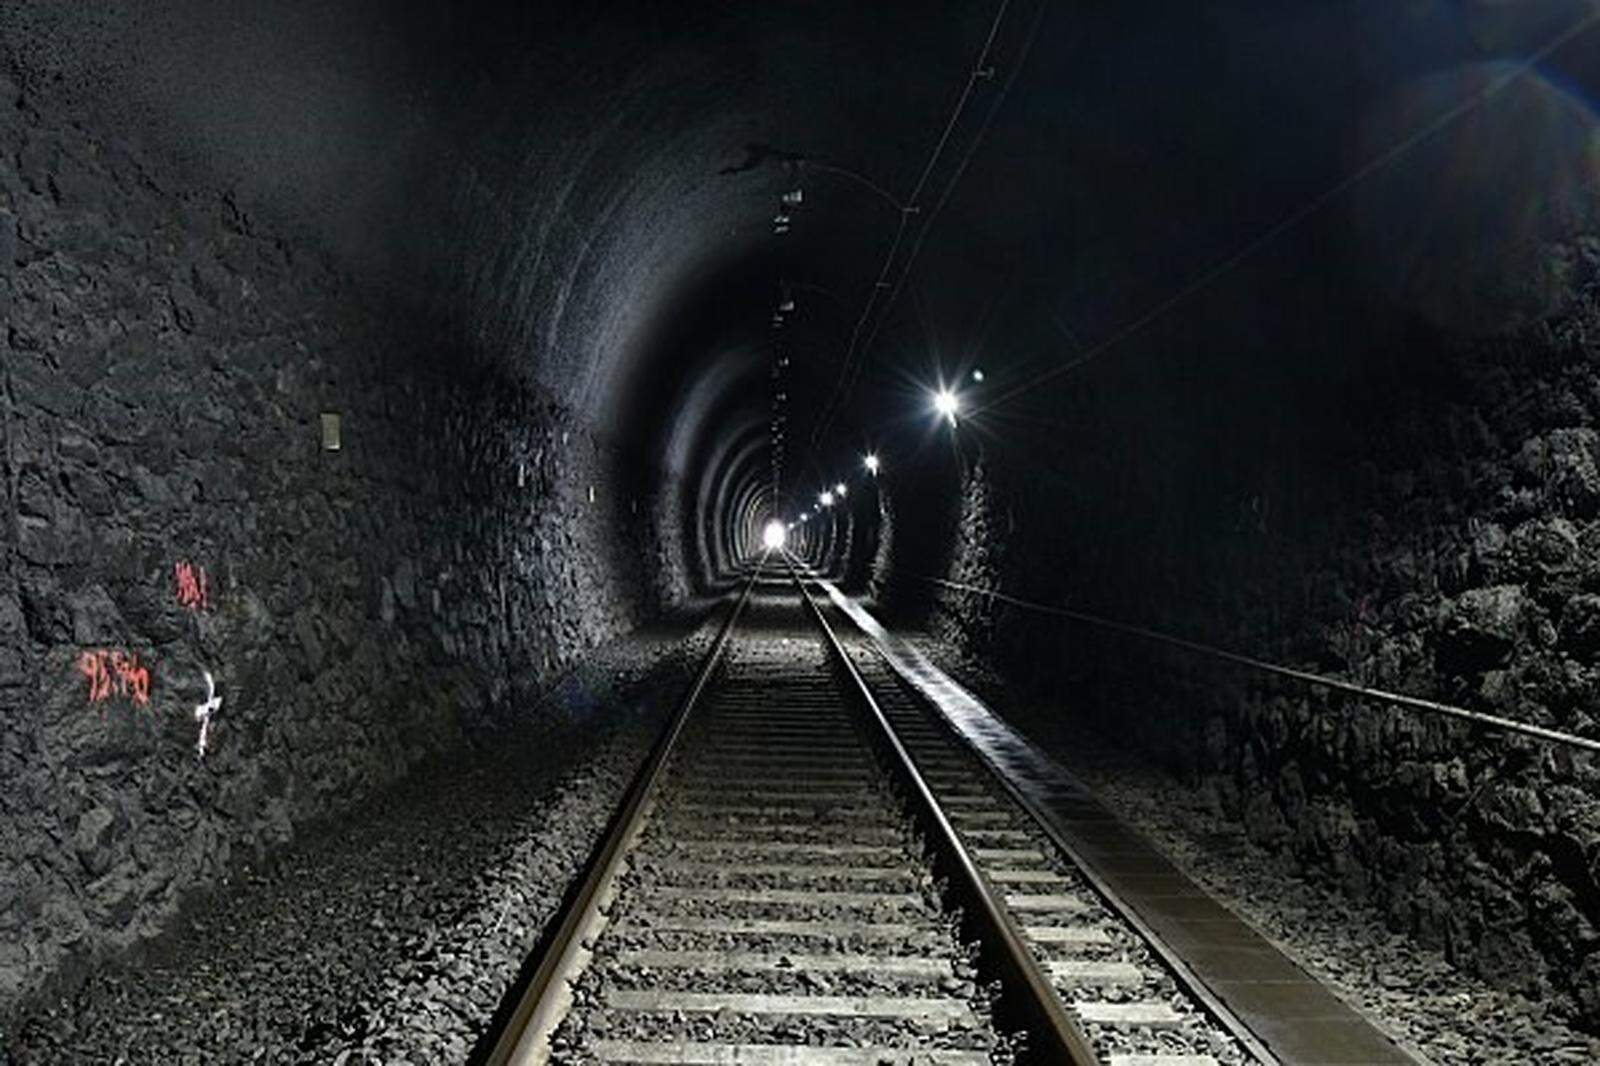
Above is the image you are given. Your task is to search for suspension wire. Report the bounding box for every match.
[801,160,908,213]
[916,574,1600,756]
[974,5,1600,418]
[808,0,1036,452]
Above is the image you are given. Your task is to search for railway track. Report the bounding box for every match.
[478,564,1252,1065]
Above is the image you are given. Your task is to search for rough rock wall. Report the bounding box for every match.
[918,301,1600,1028]
[0,65,648,1017]
[642,482,692,608]
[867,485,895,600]
[873,445,963,622]
[926,450,1010,656]
[840,483,881,592]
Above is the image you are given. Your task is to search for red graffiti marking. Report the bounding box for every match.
[78,650,152,707]
[175,561,210,612]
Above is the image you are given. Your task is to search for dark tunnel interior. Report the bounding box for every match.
[5,1,1600,1060]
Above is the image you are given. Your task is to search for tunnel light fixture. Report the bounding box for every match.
[864,453,880,475]
[971,368,985,382]
[819,491,834,508]
[762,520,787,551]
[933,387,961,424]
[783,189,804,206]
[834,482,847,497]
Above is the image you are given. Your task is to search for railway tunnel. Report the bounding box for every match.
[4,1,1600,1062]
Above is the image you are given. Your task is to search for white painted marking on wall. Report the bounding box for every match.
[193,668,223,758]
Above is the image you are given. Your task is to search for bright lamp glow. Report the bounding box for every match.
[820,491,835,507]
[864,453,880,474]
[762,521,787,550]
[934,387,961,422]
[834,482,847,497]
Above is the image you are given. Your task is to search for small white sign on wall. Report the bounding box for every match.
[320,412,342,451]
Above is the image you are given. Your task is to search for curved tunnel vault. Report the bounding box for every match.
[6,0,1600,1050]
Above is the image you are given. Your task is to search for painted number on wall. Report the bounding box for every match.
[175,561,210,612]
[79,650,152,707]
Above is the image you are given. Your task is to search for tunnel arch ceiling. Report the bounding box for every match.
[441,0,1600,605]
[12,0,1600,603]
[406,0,1050,600]
[443,1,1015,400]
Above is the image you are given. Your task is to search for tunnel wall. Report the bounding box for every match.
[903,297,1600,1027]
[868,484,895,599]
[0,62,652,1016]
[872,440,964,620]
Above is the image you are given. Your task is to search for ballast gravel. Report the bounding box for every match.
[3,618,716,1065]
[912,631,1600,1066]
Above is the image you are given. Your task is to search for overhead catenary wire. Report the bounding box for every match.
[808,0,1042,453]
[904,0,1013,207]
[832,0,1051,413]
[918,574,1600,756]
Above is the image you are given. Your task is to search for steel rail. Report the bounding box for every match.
[787,561,1285,1059]
[922,574,1600,756]
[475,565,762,1066]
[790,562,1101,1066]
[861,645,1285,1066]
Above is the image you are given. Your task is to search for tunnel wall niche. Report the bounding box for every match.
[906,298,1600,1029]
[0,63,654,1019]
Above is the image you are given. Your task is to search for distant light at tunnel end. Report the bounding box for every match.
[762,520,787,551]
